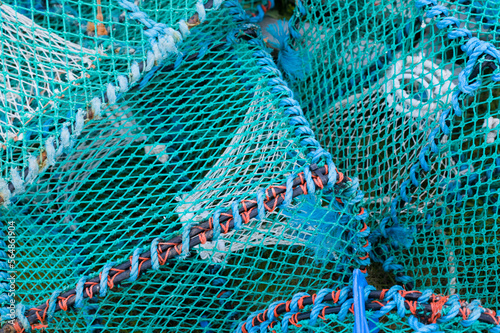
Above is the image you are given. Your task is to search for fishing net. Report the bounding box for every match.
[1,1,369,332]
[2,0,500,332]
[281,0,500,313]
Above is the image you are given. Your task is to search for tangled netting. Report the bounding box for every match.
[1,0,500,332]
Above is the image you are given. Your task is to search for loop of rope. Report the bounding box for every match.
[128,247,142,281]
[47,290,62,323]
[99,262,117,298]
[75,276,88,308]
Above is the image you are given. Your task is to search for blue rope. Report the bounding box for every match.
[99,262,117,297]
[181,222,195,258]
[231,201,243,230]
[370,0,500,285]
[16,304,31,333]
[47,289,62,323]
[408,316,443,333]
[150,238,161,271]
[128,247,142,282]
[0,221,13,320]
[75,276,87,309]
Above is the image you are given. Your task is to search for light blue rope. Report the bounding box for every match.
[338,298,354,321]
[128,247,142,282]
[231,201,243,230]
[256,190,266,220]
[47,289,62,323]
[437,295,461,323]
[303,165,317,195]
[0,227,12,316]
[408,316,443,333]
[99,262,117,297]
[280,311,294,332]
[75,276,88,308]
[212,209,222,240]
[16,304,31,333]
[150,237,161,270]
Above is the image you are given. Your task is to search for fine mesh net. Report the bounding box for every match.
[2,0,500,332]
[0,0,154,185]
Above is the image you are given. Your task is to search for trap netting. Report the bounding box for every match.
[0,1,370,332]
[279,0,500,312]
[0,0,198,196]
[3,0,500,331]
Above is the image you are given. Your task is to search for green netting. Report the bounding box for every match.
[3,0,500,332]
[0,1,369,332]
[282,0,500,314]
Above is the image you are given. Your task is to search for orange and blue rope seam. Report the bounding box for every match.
[235,286,500,333]
[2,164,362,333]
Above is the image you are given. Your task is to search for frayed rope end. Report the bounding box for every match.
[266,20,310,80]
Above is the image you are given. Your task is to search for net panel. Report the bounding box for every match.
[0,0,210,192]
[3,0,500,331]
[1,3,368,332]
[0,0,153,184]
[280,0,500,310]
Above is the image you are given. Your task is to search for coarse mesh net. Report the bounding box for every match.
[283,0,500,316]
[0,1,369,332]
[2,0,500,332]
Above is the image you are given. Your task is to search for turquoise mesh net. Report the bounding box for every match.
[283,0,500,312]
[2,0,500,332]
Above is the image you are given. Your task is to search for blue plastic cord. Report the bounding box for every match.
[353,269,369,333]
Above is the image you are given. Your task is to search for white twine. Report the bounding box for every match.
[383,53,456,120]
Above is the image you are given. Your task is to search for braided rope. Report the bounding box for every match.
[0,164,341,332]
[235,286,500,333]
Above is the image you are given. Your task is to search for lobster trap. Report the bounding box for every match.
[1,0,500,332]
